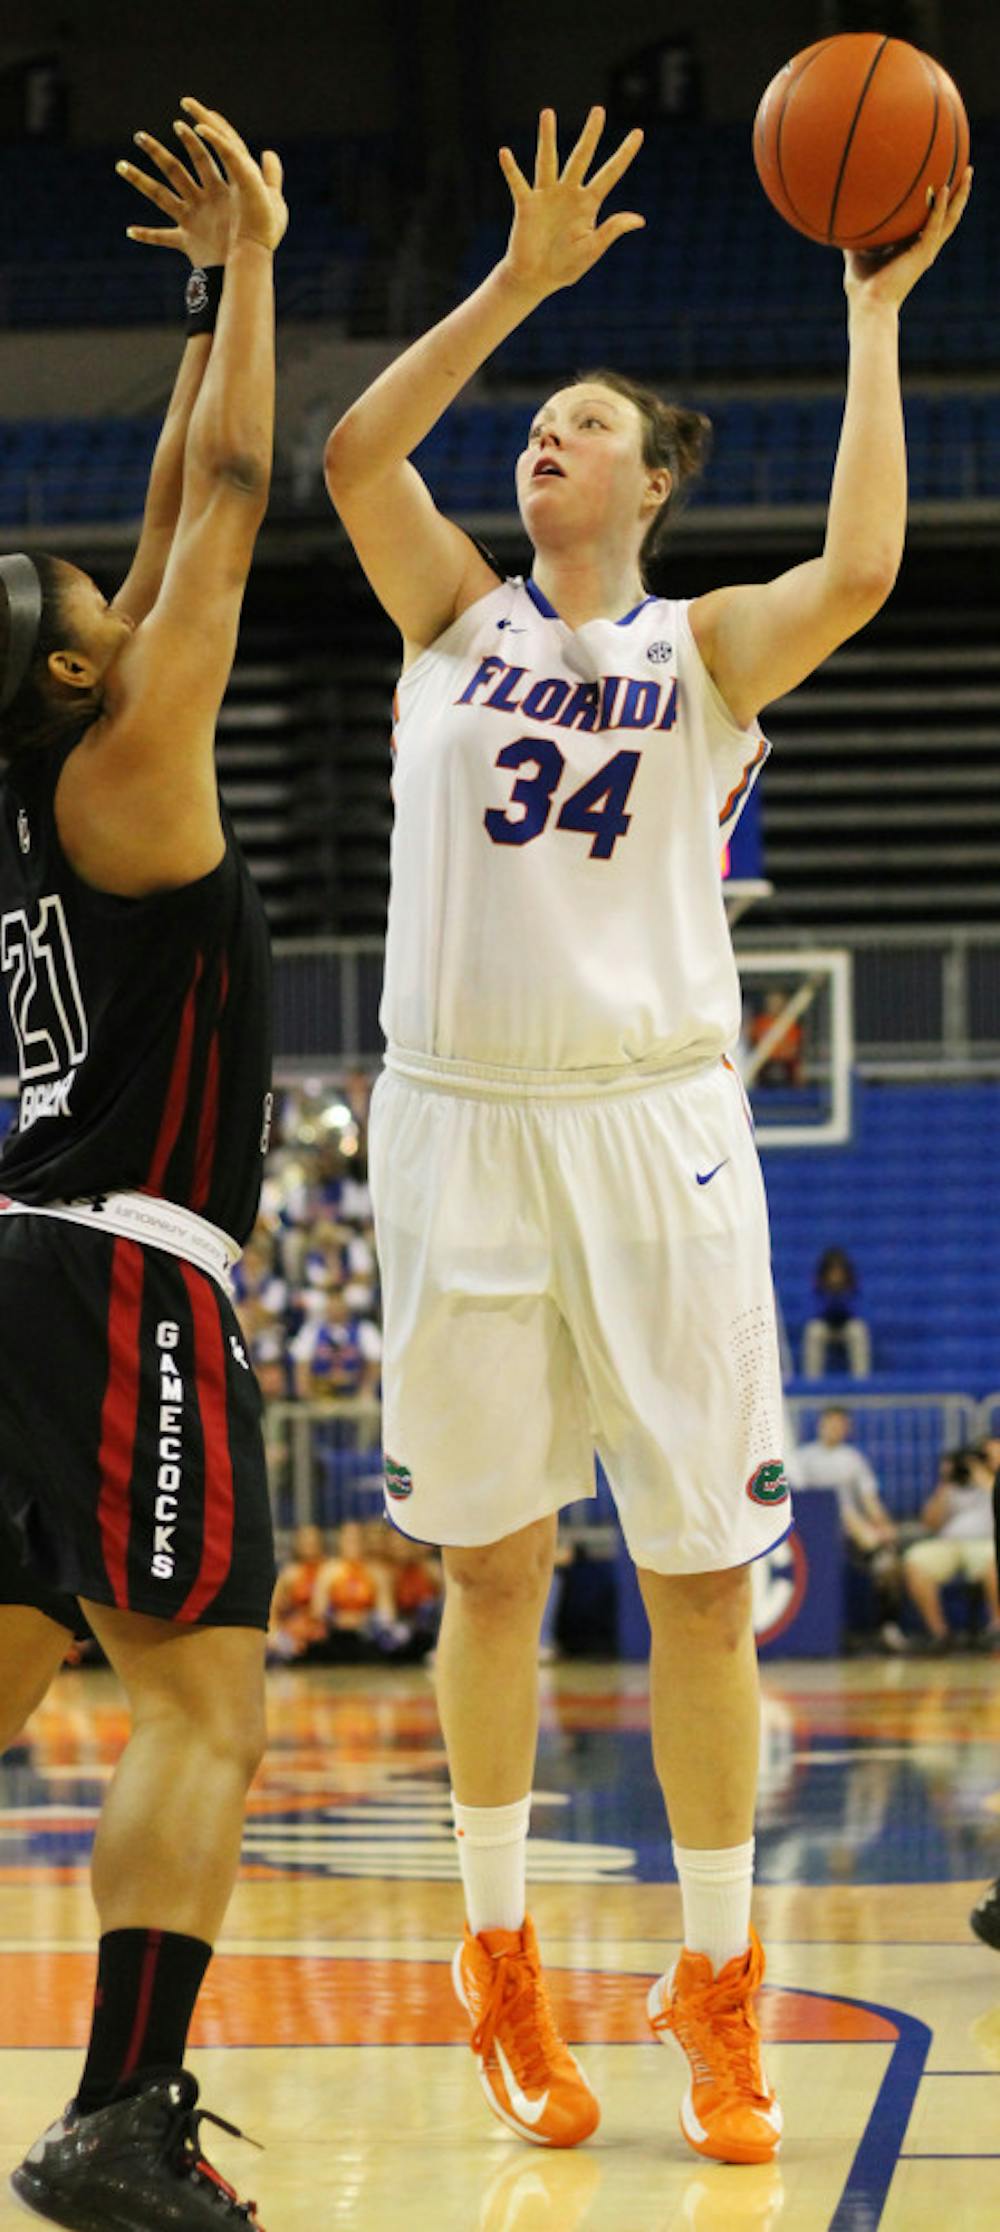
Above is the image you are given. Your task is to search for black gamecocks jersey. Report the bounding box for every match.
[0,725,272,1245]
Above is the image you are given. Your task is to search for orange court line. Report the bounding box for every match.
[0,1952,898,2050]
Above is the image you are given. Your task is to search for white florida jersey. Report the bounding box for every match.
[380,575,769,1075]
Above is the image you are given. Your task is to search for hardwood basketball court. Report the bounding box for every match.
[1,1654,998,2229]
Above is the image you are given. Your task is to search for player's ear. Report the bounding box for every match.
[643,467,672,515]
[47,648,99,693]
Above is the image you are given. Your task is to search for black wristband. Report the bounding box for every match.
[184,264,224,335]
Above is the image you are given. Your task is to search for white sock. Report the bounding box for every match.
[452,1793,532,1936]
[672,1837,756,1974]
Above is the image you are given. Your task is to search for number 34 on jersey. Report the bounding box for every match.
[486,736,642,861]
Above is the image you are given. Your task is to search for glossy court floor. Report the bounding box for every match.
[2,1655,1000,2231]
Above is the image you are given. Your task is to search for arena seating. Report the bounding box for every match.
[4,391,1000,528]
[411,391,1000,509]
[461,116,1000,382]
[0,416,158,524]
[0,115,996,356]
[762,1079,1000,1395]
[0,138,372,328]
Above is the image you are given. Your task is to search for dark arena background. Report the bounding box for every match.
[2,4,1000,2226]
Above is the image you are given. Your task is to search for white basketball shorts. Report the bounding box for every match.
[368,1052,791,1575]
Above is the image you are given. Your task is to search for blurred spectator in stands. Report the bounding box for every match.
[304,1142,372,1231]
[268,1524,328,1662]
[312,1520,392,1654]
[343,1221,378,1314]
[747,989,805,1087]
[232,1225,290,1398]
[788,1405,907,1651]
[300,1218,350,1302]
[290,1284,381,1403]
[903,1445,1000,1651]
[381,1524,443,1644]
[338,1148,372,1228]
[233,1225,286,1314]
[802,1246,871,1378]
[343,1069,373,1131]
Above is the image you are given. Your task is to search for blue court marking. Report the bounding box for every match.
[820,1993,931,2231]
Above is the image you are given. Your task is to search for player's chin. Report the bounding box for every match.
[520,480,573,532]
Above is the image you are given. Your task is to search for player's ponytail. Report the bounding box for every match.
[0,552,94,768]
[572,369,713,585]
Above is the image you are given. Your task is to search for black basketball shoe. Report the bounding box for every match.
[971,1878,1000,1952]
[10,2070,265,2228]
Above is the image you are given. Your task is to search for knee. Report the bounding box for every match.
[224,1695,268,1786]
[138,1670,267,1788]
[643,1565,754,1656]
[445,1531,554,1625]
[197,1681,267,1784]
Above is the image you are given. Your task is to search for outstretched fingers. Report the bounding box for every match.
[116,142,184,218]
[261,149,284,195]
[129,130,190,196]
[587,126,645,204]
[179,95,254,178]
[124,223,186,248]
[563,105,607,185]
[591,209,646,260]
[498,144,530,202]
[172,114,226,189]
[534,107,559,189]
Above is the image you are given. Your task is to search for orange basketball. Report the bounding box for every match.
[753,32,970,250]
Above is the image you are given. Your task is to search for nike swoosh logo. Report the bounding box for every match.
[494,2039,550,2127]
[695,1159,730,1186]
[496,621,527,632]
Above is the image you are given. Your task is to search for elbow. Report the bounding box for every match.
[323,418,367,503]
[191,433,271,504]
[215,452,271,502]
[323,426,349,502]
[828,555,899,625]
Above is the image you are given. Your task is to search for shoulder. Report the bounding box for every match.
[675,598,758,734]
[400,576,516,681]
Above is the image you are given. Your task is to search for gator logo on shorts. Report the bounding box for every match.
[385,1457,414,1501]
[746,1459,790,1506]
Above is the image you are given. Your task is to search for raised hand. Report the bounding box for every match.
[844,165,973,308]
[179,97,287,254]
[117,117,233,268]
[500,106,644,303]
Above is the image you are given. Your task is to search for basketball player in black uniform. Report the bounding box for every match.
[0,101,285,2228]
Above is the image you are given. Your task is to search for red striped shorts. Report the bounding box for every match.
[0,1213,274,1627]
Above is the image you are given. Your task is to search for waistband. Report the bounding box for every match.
[0,1190,241,1291]
[383,1044,721,1102]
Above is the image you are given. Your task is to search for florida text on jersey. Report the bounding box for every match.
[383,577,769,1074]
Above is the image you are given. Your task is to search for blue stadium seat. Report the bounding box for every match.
[764,1079,1000,1392]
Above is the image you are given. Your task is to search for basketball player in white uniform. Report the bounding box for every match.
[325,108,970,2163]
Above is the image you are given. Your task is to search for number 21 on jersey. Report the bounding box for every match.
[484,735,641,861]
[1,894,89,1080]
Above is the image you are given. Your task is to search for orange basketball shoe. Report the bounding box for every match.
[647,1929,782,2165]
[452,1916,600,2148]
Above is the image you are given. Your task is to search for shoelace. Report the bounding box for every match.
[471,1947,563,2092]
[168,2100,265,2225]
[654,1965,769,2105]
